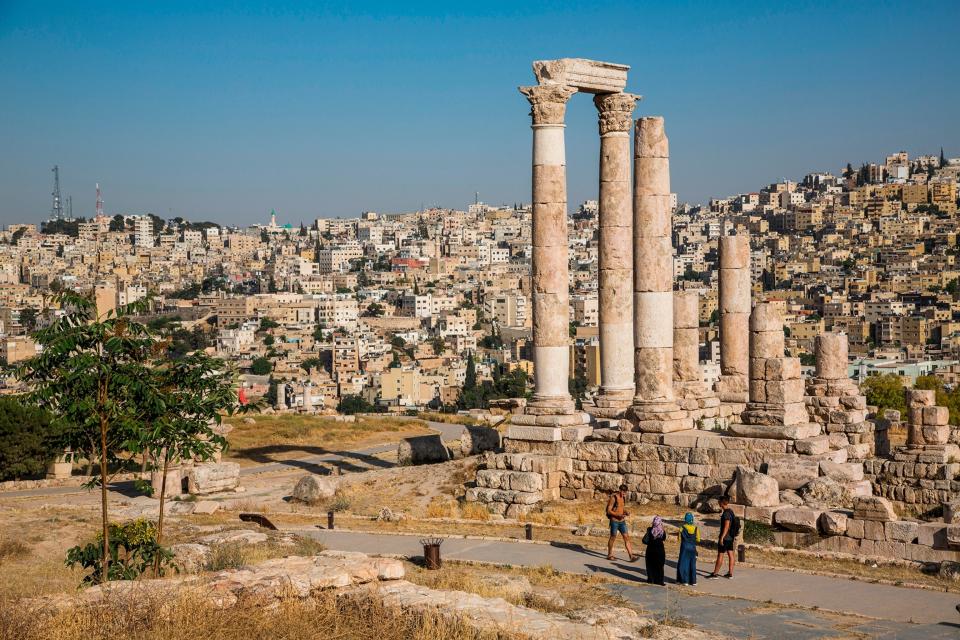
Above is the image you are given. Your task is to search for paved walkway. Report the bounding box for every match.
[0,420,466,500]
[305,529,960,638]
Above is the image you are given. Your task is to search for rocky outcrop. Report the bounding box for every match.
[370,581,726,640]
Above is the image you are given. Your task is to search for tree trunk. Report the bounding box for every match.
[98,393,110,584]
[154,454,169,574]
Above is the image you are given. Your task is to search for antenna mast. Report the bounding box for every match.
[51,165,64,220]
[96,183,104,218]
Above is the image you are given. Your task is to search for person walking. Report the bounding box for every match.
[706,495,739,579]
[642,515,667,585]
[676,512,700,586]
[606,484,638,562]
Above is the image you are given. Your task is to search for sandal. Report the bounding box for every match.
[628,554,639,562]
[606,555,615,561]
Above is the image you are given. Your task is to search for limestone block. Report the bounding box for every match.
[863,520,887,541]
[795,436,831,456]
[819,461,865,483]
[923,406,950,426]
[750,303,784,333]
[634,156,671,198]
[906,389,935,407]
[735,470,780,507]
[766,457,820,490]
[840,395,867,410]
[922,424,950,445]
[582,472,623,492]
[505,425,561,442]
[151,468,182,497]
[673,329,701,382]
[765,379,805,404]
[844,443,870,461]
[766,357,801,381]
[508,471,544,493]
[187,462,239,495]
[846,518,865,539]
[814,333,849,380]
[775,507,821,533]
[749,380,766,403]
[578,442,621,462]
[885,520,919,543]
[533,58,628,93]
[853,496,898,522]
[291,474,337,504]
[750,330,785,360]
[819,511,848,536]
[718,235,750,270]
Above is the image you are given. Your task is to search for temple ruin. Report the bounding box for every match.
[466,58,960,565]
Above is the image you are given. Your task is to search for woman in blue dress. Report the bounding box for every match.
[677,512,700,585]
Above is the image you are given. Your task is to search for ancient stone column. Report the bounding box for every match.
[275,380,286,410]
[716,235,751,402]
[627,117,690,433]
[673,291,702,387]
[815,333,848,380]
[592,92,639,415]
[519,84,577,413]
[731,302,818,439]
[302,383,313,413]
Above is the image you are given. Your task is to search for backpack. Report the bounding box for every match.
[727,510,741,538]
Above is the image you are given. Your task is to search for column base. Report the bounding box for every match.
[625,401,693,433]
[585,387,634,419]
[526,395,578,415]
[506,408,592,442]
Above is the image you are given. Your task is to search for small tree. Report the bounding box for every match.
[132,352,239,569]
[17,291,156,583]
[861,374,906,415]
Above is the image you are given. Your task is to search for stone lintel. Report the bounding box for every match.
[532,58,629,94]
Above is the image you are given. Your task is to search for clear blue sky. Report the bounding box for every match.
[1,1,957,227]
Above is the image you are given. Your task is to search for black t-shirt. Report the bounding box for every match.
[720,509,735,539]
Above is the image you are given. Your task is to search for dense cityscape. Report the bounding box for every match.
[3,149,959,412]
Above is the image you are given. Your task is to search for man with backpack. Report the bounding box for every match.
[706,495,739,579]
[605,484,638,562]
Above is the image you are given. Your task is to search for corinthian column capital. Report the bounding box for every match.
[594,92,641,135]
[519,85,577,125]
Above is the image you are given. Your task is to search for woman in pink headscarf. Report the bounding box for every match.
[642,515,667,585]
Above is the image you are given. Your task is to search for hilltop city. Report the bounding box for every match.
[2,149,958,411]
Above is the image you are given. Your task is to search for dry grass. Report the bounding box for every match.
[404,560,631,616]
[417,412,481,426]
[225,415,432,466]
[0,589,507,640]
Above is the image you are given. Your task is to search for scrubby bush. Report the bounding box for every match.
[65,519,174,585]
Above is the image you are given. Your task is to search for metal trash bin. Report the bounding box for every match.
[420,537,443,570]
